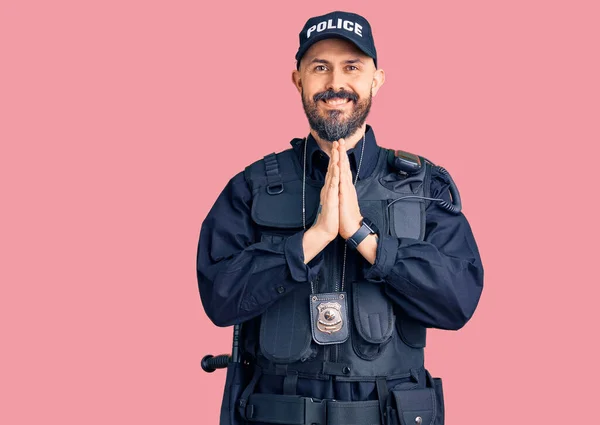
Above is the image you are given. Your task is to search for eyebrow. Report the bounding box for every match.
[308,58,365,65]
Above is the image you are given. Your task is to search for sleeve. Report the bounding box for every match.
[363,166,484,330]
[196,171,324,327]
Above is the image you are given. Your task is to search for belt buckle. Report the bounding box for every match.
[304,397,326,425]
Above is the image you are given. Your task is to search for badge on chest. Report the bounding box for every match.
[309,292,349,345]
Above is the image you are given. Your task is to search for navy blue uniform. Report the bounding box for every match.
[197,126,484,403]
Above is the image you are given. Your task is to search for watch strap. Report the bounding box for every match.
[347,221,372,249]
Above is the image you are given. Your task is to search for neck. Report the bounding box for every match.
[310,123,367,157]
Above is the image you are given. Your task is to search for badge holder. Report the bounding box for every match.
[309,292,349,345]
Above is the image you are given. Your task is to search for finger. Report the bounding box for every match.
[329,142,340,191]
[325,142,336,181]
[336,142,344,179]
[332,142,339,173]
[320,147,334,202]
[329,141,338,168]
[324,143,334,187]
[324,157,331,190]
[327,172,339,212]
[338,170,349,204]
[336,140,343,168]
[337,141,351,185]
[340,139,350,169]
[338,139,348,172]
[339,165,348,197]
[331,149,339,190]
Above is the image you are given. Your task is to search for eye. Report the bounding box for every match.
[347,65,359,71]
[315,65,328,71]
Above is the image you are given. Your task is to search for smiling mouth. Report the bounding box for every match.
[321,98,352,106]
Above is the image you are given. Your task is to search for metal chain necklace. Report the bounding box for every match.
[302,133,366,294]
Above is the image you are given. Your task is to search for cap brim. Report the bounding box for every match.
[295,31,376,68]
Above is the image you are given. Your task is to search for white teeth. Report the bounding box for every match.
[325,99,348,105]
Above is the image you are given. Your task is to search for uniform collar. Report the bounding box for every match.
[294,125,379,181]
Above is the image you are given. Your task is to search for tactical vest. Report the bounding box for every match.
[242,139,433,385]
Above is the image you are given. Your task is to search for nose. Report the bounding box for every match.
[325,68,347,92]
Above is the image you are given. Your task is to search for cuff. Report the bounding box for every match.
[364,234,399,281]
[284,230,324,282]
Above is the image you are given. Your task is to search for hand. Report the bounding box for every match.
[337,139,363,240]
[311,141,340,242]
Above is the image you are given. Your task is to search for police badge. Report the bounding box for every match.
[317,302,343,333]
[309,292,349,345]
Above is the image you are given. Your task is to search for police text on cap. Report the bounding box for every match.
[306,19,363,39]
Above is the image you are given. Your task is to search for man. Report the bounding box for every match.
[197,11,483,425]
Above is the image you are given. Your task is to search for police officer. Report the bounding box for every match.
[197,11,484,425]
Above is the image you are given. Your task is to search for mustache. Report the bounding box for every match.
[313,90,358,103]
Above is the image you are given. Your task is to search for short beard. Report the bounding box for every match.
[302,89,372,142]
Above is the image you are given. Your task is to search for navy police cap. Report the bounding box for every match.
[295,11,377,69]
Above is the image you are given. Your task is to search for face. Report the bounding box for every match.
[292,38,385,142]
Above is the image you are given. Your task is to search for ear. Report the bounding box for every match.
[291,70,302,94]
[371,68,385,97]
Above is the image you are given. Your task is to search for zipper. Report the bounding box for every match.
[321,238,343,363]
[333,237,341,363]
[332,237,339,292]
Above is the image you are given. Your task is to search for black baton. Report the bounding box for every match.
[201,324,241,372]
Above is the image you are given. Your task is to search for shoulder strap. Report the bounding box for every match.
[244,148,297,193]
[263,153,284,195]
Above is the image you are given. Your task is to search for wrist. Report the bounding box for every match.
[346,217,379,250]
[303,226,334,264]
[308,225,336,245]
[342,217,363,240]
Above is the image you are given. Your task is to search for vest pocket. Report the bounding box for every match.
[431,377,445,424]
[351,281,395,360]
[259,288,312,364]
[387,387,441,425]
[396,315,427,348]
[387,371,445,425]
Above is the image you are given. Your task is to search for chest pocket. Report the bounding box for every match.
[257,232,314,364]
[380,171,427,240]
[351,281,395,360]
[251,179,320,229]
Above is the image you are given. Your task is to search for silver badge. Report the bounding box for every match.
[317,302,343,334]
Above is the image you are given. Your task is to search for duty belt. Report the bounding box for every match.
[241,393,382,425]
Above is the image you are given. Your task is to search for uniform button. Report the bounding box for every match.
[342,366,351,374]
[276,286,285,294]
[415,416,422,424]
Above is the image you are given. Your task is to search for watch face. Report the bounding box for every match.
[362,217,379,235]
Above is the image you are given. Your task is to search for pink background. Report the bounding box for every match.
[1,0,598,423]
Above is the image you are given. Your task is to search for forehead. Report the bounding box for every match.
[302,38,371,64]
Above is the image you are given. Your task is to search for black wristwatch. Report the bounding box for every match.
[346,217,379,249]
